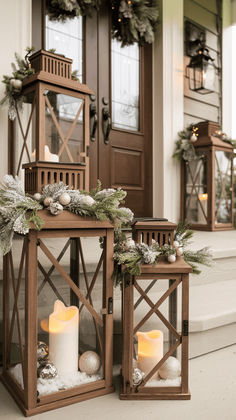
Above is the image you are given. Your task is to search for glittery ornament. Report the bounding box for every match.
[159,356,181,380]
[37,341,49,362]
[79,351,101,375]
[167,254,176,263]
[37,361,58,379]
[43,196,54,207]
[34,193,42,201]
[8,105,16,121]
[59,192,71,206]
[132,368,145,385]
[49,202,63,216]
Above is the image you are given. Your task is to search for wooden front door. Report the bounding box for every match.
[43,4,153,217]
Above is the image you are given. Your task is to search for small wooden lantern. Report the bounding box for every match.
[1,211,114,416]
[10,50,92,194]
[120,220,192,400]
[181,121,234,231]
[132,218,177,246]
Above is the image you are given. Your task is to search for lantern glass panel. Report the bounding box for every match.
[215,151,232,224]
[133,278,182,387]
[15,90,37,176]
[202,61,215,92]
[185,152,208,224]
[44,90,85,164]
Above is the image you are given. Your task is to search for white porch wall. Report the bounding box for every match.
[152,0,184,223]
[0,0,32,179]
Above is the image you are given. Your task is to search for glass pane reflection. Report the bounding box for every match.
[45,15,83,81]
[111,39,140,131]
[185,152,207,224]
[215,151,232,223]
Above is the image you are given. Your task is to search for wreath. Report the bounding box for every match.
[46,0,159,46]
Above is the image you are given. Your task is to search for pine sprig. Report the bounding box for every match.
[183,248,212,275]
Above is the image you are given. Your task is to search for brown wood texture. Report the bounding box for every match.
[121,256,191,399]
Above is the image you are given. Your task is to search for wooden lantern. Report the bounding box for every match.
[181,121,234,231]
[120,220,192,400]
[1,211,114,416]
[132,218,177,246]
[9,50,92,194]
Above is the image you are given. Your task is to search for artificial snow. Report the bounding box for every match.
[10,364,102,396]
[146,376,181,387]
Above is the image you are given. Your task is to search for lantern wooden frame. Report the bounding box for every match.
[0,210,114,416]
[9,50,92,194]
[181,121,234,231]
[120,258,192,400]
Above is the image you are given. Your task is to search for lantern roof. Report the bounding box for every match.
[193,121,233,150]
[22,49,93,95]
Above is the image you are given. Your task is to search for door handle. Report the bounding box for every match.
[102,107,111,145]
[90,98,97,142]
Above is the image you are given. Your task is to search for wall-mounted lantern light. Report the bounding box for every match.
[185,21,217,94]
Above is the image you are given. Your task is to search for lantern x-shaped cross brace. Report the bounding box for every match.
[133,278,181,388]
[186,160,207,222]
[45,96,84,163]
[215,156,231,218]
[7,240,27,387]
[16,99,36,175]
[38,239,103,328]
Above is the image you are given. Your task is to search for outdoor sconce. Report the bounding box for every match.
[10,50,92,194]
[181,121,234,231]
[185,21,217,94]
[120,220,192,400]
[1,212,114,416]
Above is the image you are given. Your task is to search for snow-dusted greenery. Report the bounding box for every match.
[113,221,212,286]
[0,177,134,255]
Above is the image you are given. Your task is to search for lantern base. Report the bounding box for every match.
[1,371,114,417]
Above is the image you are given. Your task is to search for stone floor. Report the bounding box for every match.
[0,344,236,420]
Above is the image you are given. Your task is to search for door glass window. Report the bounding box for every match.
[45,16,83,81]
[111,39,140,131]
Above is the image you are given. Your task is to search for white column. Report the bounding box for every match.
[153,0,184,222]
[0,0,32,179]
[222,0,233,136]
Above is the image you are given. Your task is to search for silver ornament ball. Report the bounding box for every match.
[173,240,180,248]
[34,193,42,202]
[49,202,64,216]
[37,361,58,379]
[132,368,145,386]
[43,196,54,207]
[59,192,71,206]
[190,134,198,143]
[79,351,101,375]
[159,356,181,380]
[37,341,49,362]
[10,78,22,90]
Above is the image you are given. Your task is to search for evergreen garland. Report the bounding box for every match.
[46,0,100,21]
[111,0,159,47]
[0,47,35,120]
[172,125,198,162]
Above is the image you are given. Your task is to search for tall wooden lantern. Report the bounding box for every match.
[181,121,234,231]
[10,50,91,194]
[120,220,192,400]
[1,211,114,416]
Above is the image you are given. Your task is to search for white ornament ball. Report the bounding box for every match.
[190,133,198,143]
[159,356,181,379]
[59,192,71,206]
[173,240,180,248]
[33,193,42,201]
[178,246,183,255]
[168,254,176,263]
[10,78,22,90]
[49,202,63,216]
[126,238,136,249]
[43,196,54,207]
[79,351,101,375]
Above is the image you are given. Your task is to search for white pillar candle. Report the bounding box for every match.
[137,330,163,379]
[49,300,79,376]
[31,145,59,162]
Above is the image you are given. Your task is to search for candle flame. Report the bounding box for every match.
[198,193,208,201]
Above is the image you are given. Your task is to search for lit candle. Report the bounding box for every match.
[49,300,79,376]
[31,145,59,162]
[198,193,208,224]
[136,330,163,379]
